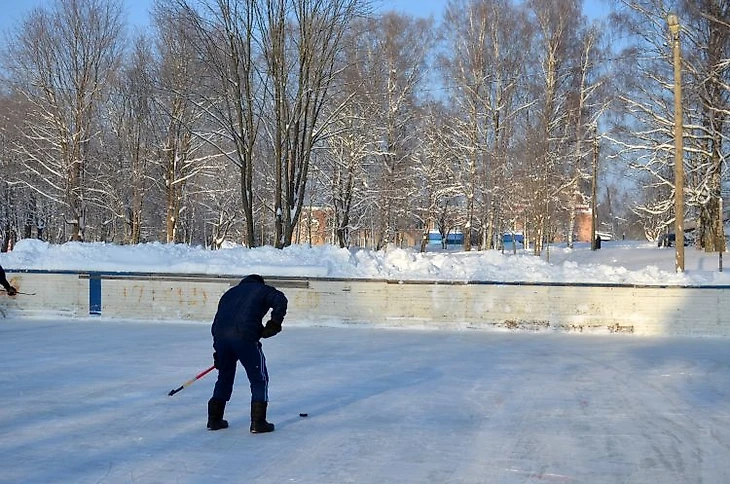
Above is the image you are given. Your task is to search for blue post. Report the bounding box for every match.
[89,273,102,315]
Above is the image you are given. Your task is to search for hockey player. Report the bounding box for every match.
[207,274,288,433]
[0,264,17,296]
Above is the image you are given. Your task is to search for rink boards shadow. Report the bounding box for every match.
[2,269,728,337]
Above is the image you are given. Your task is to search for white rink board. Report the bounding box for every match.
[2,270,728,336]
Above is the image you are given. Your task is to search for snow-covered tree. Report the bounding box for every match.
[6,0,124,241]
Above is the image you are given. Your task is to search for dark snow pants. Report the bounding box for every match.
[212,338,269,403]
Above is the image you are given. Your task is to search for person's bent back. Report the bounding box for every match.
[212,274,287,341]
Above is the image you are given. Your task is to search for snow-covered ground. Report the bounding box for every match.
[1,237,729,286]
[2,318,729,484]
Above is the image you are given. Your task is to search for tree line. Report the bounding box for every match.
[0,0,728,253]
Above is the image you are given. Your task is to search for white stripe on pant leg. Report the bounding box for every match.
[257,344,269,401]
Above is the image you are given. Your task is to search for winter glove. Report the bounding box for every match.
[213,352,220,369]
[260,319,282,339]
[5,286,17,296]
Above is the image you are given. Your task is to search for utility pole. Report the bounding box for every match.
[668,13,685,272]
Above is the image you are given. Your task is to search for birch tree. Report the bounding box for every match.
[441,0,532,250]
[346,13,433,249]
[525,0,583,255]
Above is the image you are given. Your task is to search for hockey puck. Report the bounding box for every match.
[299,413,308,417]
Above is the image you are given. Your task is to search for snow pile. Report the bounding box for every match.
[2,237,729,286]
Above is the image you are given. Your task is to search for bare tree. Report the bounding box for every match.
[154,2,216,243]
[564,25,608,248]
[344,13,434,249]
[261,0,365,248]
[441,0,533,251]
[322,102,375,248]
[176,0,268,247]
[101,34,161,243]
[6,0,124,241]
[414,102,462,252]
[525,0,584,255]
[681,0,730,251]
[611,0,727,250]
[0,91,29,248]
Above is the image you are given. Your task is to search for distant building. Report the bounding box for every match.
[574,206,593,242]
[294,206,333,246]
[294,203,600,248]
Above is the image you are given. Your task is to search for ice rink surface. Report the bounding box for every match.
[1,318,729,484]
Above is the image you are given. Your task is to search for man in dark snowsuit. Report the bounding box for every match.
[0,264,17,296]
[207,274,288,433]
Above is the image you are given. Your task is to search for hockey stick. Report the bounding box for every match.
[0,289,36,296]
[168,365,215,396]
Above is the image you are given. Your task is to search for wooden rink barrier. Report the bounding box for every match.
[2,269,729,337]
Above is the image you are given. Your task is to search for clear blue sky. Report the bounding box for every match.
[378,0,610,20]
[0,0,610,34]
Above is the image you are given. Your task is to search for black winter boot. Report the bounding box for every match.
[250,401,275,433]
[207,398,229,430]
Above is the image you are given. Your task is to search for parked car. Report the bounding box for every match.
[657,233,689,247]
